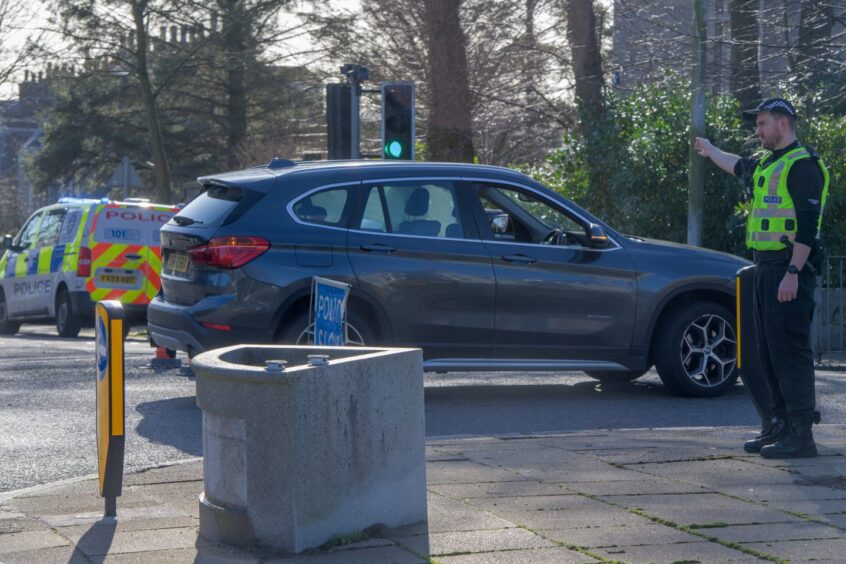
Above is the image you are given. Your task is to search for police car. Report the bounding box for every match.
[0,198,178,337]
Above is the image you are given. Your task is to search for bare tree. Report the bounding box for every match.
[0,0,41,91]
[567,0,604,119]
[424,0,474,162]
[796,0,836,78]
[729,0,761,107]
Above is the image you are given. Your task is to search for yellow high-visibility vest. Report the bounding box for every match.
[746,146,829,251]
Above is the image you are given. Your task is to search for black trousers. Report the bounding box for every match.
[753,261,818,420]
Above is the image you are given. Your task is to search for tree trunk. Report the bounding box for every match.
[796,0,834,78]
[424,0,474,163]
[566,0,604,120]
[729,0,760,108]
[220,0,249,169]
[130,0,172,203]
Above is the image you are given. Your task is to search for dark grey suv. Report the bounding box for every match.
[148,159,749,397]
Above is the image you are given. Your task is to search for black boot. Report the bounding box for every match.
[760,418,818,459]
[743,417,788,453]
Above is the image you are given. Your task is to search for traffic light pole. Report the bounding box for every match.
[341,64,369,160]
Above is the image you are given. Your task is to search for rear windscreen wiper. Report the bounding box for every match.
[172,216,204,226]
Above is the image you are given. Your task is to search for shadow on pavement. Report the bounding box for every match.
[69,518,116,564]
[135,396,202,456]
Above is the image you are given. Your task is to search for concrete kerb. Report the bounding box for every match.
[0,457,202,504]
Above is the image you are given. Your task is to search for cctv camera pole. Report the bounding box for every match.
[341,64,369,159]
[688,0,707,247]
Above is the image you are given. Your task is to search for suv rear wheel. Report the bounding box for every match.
[654,301,738,397]
[56,289,83,338]
[278,309,374,346]
[0,293,21,335]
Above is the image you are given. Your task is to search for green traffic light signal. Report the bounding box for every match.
[385,141,403,158]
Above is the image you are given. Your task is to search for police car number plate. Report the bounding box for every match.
[98,273,137,286]
[166,253,189,273]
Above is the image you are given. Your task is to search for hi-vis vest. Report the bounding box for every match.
[746,146,830,251]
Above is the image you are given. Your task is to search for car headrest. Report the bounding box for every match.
[405,188,430,217]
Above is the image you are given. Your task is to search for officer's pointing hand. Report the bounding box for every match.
[694,137,712,157]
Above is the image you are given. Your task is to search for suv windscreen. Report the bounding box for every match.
[171,184,242,228]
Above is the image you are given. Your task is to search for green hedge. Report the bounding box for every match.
[528,76,843,258]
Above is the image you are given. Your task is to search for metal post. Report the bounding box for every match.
[350,84,360,160]
[105,496,116,517]
[688,0,707,247]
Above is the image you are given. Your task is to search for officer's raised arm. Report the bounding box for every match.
[694,137,741,175]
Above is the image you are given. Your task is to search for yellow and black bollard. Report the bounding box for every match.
[95,301,125,517]
[736,266,775,432]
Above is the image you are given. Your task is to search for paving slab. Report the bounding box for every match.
[703,520,846,543]
[719,483,846,502]
[0,544,87,564]
[631,458,801,487]
[394,527,554,557]
[540,523,703,548]
[600,492,803,527]
[590,540,760,563]
[465,493,612,514]
[429,479,568,499]
[426,494,517,533]
[425,459,526,485]
[64,525,211,556]
[562,478,709,496]
[761,498,846,515]
[0,529,70,554]
[744,537,846,560]
[486,507,653,530]
[437,546,598,563]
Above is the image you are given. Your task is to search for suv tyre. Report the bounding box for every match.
[56,289,83,338]
[654,301,738,397]
[278,309,374,347]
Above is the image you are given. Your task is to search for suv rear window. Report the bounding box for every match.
[172,185,242,228]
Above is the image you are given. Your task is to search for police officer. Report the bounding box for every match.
[695,98,829,458]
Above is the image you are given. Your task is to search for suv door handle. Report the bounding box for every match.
[502,254,537,264]
[360,244,397,254]
[125,254,143,260]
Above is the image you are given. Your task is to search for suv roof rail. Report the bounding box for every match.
[123,197,151,203]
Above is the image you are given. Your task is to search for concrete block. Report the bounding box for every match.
[193,345,427,553]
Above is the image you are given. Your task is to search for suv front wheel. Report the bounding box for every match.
[56,289,83,338]
[654,301,738,397]
[278,309,375,347]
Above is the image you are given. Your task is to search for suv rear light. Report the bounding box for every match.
[188,236,270,269]
[77,247,92,277]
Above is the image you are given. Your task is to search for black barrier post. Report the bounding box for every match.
[736,266,775,432]
[95,301,126,517]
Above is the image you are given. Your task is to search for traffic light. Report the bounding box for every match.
[381,82,415,160]
[326,83,352,159]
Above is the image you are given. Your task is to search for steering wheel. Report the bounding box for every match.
[541,228,565,246]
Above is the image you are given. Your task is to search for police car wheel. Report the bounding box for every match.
[278,309,375,346]
[56,289,82,338]
[654,301,738,398]
[0,294,21,335]
[584,369,648,384]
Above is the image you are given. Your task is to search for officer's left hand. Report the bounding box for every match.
[778,274,798,302]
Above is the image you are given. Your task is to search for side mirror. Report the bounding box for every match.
[1,234,12,252]
[489,213,511,235]
[588,224,610,248]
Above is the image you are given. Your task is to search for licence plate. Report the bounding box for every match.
[166,253,190,273]
[98,273,137,286]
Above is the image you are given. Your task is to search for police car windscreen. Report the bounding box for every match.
[96,208,176,245]
[170,185,242,229]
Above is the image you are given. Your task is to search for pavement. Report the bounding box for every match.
[2,425,846,564]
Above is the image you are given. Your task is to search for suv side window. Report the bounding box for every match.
[36,209,66,248]
[14,213,43,250]
[292,187,352,227]
[476,184,590,247]
[356,181,463,238]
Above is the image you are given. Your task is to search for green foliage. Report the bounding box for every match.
[536,75,750,255]
[534,75,843,257]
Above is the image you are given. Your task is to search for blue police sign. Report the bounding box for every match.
[312,277,350,346]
